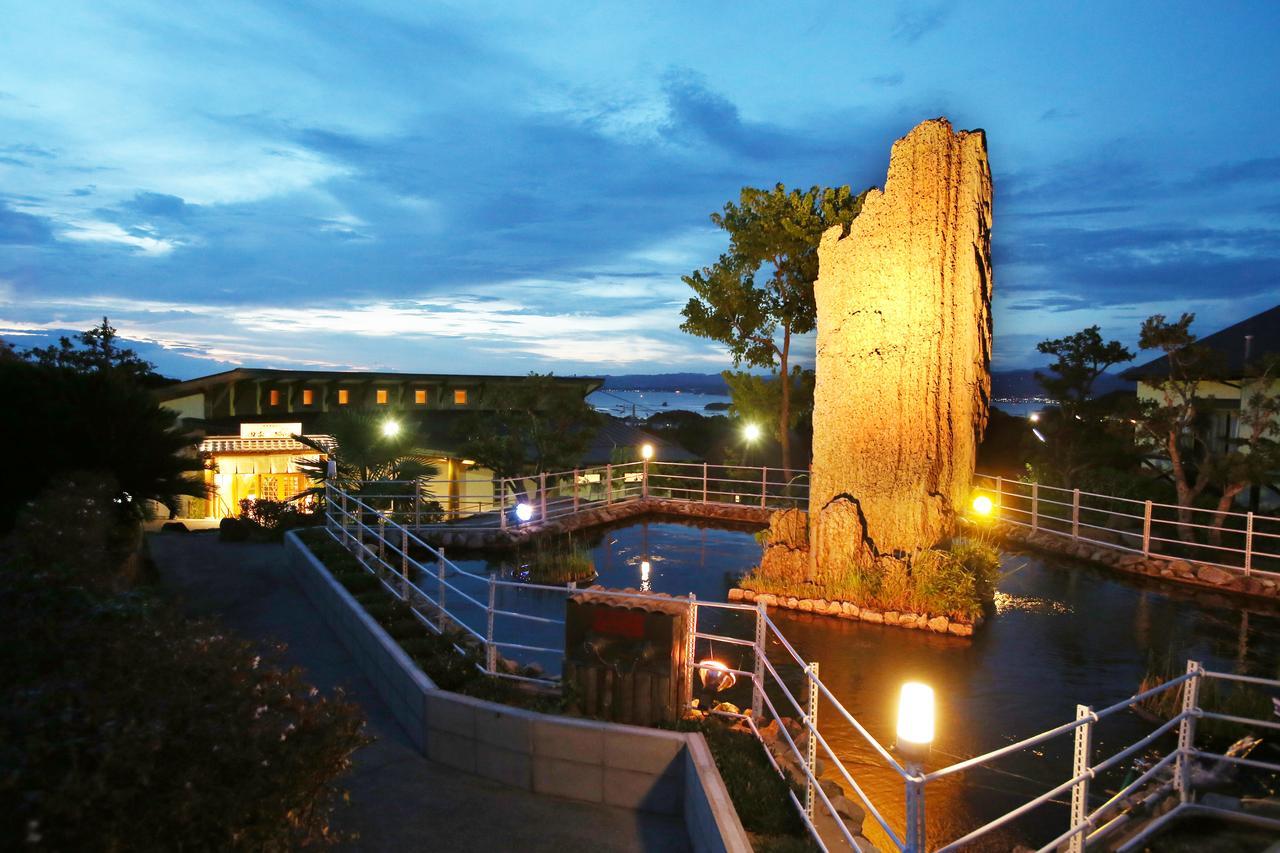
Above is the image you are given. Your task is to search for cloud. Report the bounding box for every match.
[867,72,905,87]
[60,219,179,255]
[121,191,197,220]
[1194,156,1280,187]
[0,202,54,244]
[1039,107,1079,122]
[891,3,950,43]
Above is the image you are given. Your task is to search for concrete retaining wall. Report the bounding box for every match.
[285,531,750,853]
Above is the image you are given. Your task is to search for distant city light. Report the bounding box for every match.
[971,495,994,517]
[514,503,533,523]
[381,419,400,438]
[641,443,655,460]
[743,423,762,442]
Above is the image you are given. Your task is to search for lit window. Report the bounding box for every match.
[338,389,350,405]
[302,389,314,406]
[454,389,468,405]
[376,389,388,405]
[415,389,427,405]
[269,389,280,406]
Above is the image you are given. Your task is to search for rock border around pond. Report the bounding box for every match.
[726,587,981,637]
[993,522,1280,601]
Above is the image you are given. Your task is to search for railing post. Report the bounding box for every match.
[702,462,708,504]
[414,479,421,529]
[1245,512,1254,576]
[904,766,926,853]
[804,661,819,823]
[486,573,497,673]
[1031,482,1040,531]
[437,548,448,631]
[752,601,766,721]
[400,529,409,595]
[500,479,508,531]
[377,516,386,566]
[341,490,350,545]
[539,471,547,520]
[1068,704,1094,853]
[642,458,649,499]
[1142,500,1153,557]
[1175,660,1202,804]
[682,593,697,709]
[606,463,613,505]
[1071,488,1081,539]
[995,475,1003,514]
[573,468,580,513]
[760,467,768,509]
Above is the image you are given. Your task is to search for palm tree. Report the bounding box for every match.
[293,411,440,505]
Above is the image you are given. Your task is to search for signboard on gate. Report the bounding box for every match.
[240,423,302,438]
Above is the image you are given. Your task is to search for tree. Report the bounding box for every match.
[0,360,206,530]
[23,316,168,386]
[1035,326,1133,417]
[1132,313,1280,541]
[1031,325,1135,485]
[294,411,440,494]
[681,183,865,472]
[453,373,600,489]
[722,367,814,465]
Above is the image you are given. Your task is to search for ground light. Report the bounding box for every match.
[971,494,994,518]
[381,419,400,438]
[641,443,654,460]
[514,502,533,523]
[742,422,761,442]
[896,682,936,758]
[697,659,737,692]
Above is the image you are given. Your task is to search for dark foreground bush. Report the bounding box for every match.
[1,476,369,851]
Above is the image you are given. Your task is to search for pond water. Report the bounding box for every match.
[427,517,1280,850]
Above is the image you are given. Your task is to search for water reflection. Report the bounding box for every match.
[446,517,1280,849]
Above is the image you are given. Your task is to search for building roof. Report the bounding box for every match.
[1123,304,1280,381]
[199,435,335,454]
[157,367,604,399]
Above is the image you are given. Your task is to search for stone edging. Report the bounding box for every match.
[284,531,751,853]
[993,522,1280,601]
[726,587,980,637]
[424,497,771,549]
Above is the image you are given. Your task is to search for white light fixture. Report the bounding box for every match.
[896,682,935,762]
[1032,427,1047,443]
[381,419,401,438]
[1029,412,1040,423]
[971,495,994,517]
[514,502,533,523]
[641,443,655,461]
[743,423,761,442]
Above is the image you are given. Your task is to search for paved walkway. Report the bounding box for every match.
[148,532,689,852]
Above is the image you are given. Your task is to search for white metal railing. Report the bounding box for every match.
[974,473,1280,579]
[319,479,1280,850]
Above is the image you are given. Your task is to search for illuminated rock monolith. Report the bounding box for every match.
[807,118,993,580]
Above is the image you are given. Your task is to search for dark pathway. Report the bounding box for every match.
[148,531,689,852]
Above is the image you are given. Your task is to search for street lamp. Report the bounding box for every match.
[641,443,655,461]
[514,502,534,523]
[381,419,401,438]
[742,422,761,443]
[896,681,935,852]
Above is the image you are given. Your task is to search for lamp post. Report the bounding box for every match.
[896,682,935,853]
[641,443,654,497]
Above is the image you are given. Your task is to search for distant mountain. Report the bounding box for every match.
[991,369,1135,399]
[601,373,730,394]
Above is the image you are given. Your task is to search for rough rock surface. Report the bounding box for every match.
[809,118,993,578]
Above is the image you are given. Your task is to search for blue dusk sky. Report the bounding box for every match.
[1,1,1278,379]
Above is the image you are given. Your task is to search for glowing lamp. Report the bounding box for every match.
[641,443,655,461]
[381,419,401,438]
[640,560,651,582]
[698,659,737,693]
[743,423,761,442]
[971,495,994,517]
[514,502,534,523]
[1029,412,1040,423]
[896,682,935,762]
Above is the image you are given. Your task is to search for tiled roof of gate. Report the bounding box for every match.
[199,435,335,454]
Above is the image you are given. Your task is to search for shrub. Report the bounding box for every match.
[1,476,369,851]
[219,516,250,541]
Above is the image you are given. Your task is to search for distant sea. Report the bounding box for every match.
[991,398,1049,417]
[589,389,733,417]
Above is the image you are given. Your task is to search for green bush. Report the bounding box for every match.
[1,476,369,851]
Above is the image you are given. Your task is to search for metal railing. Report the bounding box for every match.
[974,474,1280,578]
[320,478,1280,850]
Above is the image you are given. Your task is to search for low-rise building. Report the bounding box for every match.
[157,368,694,519]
